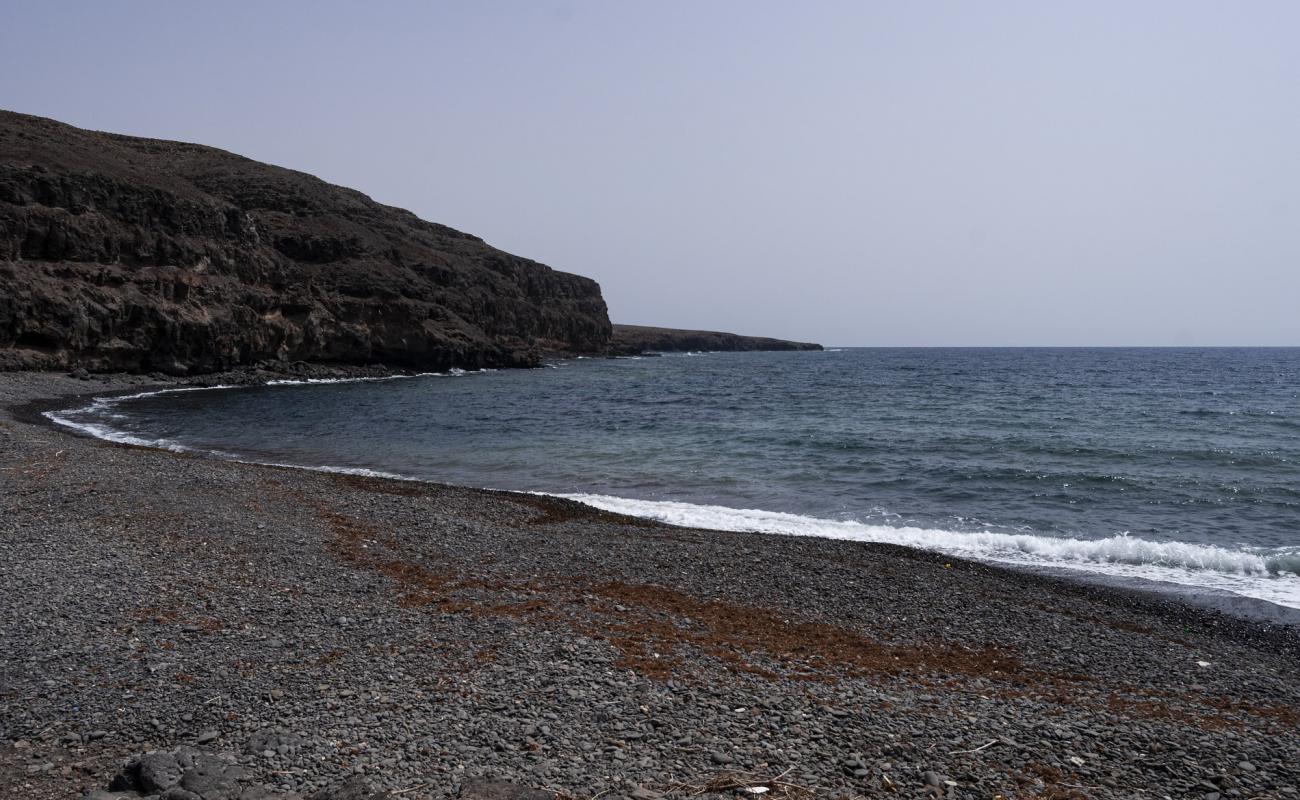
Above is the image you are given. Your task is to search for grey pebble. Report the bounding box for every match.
[2,370,1298,800]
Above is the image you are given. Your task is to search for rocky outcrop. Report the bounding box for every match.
[86,744,390,800]
[0,111,611,374]
[609,324,822,355]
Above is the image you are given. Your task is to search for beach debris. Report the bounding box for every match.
[1197,660,1212,667]
[665,768,810,798]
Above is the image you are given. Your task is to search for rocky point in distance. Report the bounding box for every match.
[610,324,821,356]
[0,110,818,377]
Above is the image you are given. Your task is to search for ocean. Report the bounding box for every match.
[49,348,1300,612]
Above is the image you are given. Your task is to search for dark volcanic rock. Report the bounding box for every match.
[102,747,252,800]
[609,323,821,354]
[0,110,611,374]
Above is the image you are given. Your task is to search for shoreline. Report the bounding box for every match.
[24,370,1300,633]
[3,369,1299,799]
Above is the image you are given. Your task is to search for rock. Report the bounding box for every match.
[0,110,611,375]
[458,778,553,800]
[178,756,241,800]
[100,746,249,800]
[710,751,735,765]
[136,752,184,793]
[610,324,822,355]
[1238,761,1256,772]
[921,771,944,788]
[243,729,303,756]
[630,788,662,800]
[69,367,90,380]
[196,731,220,744]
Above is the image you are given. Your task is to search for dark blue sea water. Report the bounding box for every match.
[51,348,1300,609]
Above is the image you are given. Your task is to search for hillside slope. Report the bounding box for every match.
[0,111,611,374]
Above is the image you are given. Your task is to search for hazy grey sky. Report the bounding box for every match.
[3,1,1297,345]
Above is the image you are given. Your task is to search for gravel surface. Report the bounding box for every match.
[2,370,1298,800]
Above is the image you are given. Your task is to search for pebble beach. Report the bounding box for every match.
[3,370,1298,800]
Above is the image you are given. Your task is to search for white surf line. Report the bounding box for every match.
[551,492,1300,610]
[39,387,1300,611]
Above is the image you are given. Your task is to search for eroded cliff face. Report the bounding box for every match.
[0,111,611,374]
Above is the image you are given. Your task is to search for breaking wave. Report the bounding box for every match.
[43,368,490,440]
[555,493,1300,609]
[44,386,239,453]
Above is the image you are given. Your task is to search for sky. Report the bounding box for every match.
[2,1,1298,346]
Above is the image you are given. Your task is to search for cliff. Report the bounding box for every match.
[610,324,822,354]
[0,111,611,375]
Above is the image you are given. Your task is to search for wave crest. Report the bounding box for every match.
[554,494,1300,606]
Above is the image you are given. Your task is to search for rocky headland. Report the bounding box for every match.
[0,111,611,375]
[0,112,822,377]
[609,325,822,355]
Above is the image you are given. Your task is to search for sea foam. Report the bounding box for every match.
[44,385,240,453]
[555,493,1300,610]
